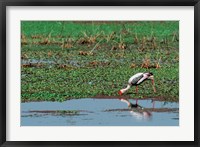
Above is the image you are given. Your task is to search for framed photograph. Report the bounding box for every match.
[0,0,199,146]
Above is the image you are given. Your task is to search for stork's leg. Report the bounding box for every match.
[135,86,138,93]
[151,80,156,93]
[136,99,138,105]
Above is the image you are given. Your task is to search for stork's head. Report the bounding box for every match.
[118,90,122,95]
[118,89,125,96]
[118,84,131,96]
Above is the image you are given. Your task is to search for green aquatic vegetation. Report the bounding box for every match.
[21,21,179,102]
[55,110,79,115]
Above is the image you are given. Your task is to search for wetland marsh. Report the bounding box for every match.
[21,21,179,126]
[21,21,179,102]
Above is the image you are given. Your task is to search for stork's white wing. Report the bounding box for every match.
[128,73,143,84]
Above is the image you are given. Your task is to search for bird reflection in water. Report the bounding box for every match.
[119,98,152,120]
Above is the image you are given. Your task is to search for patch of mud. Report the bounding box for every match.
[22,110,92,117]
[26,110,92,114]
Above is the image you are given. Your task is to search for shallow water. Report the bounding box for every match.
[21,59,81,67]
[21,98,179,126]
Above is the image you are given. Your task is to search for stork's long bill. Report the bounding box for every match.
[118,72,156,96]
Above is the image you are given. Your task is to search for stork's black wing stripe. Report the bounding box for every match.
[131,74,143,85]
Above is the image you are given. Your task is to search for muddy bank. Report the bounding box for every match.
[21,95,178,103]
[93,95,169,101]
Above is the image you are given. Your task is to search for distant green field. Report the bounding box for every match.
[21,21,179,102]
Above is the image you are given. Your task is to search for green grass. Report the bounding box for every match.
[21,21,179,102]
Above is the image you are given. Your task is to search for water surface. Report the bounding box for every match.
[21,98,179,126]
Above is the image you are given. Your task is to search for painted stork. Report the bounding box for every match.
[118,72,156,96]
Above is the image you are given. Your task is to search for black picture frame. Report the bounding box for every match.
[0,0,199,146]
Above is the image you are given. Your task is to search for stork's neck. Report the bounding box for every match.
[121,84,131,93]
